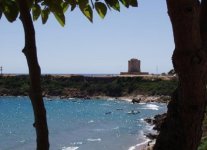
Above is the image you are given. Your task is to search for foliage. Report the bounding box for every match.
[0,75,178,97]
[0,0,138,26]
[198,113,207,150]
[0,75,30,95]
[199,137,207,150]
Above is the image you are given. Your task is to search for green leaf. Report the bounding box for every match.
[129,0,138,7]
[41,8,50,24]
[32,4,41,21]
[61,2,69,13]
[119,0,129,8]
[27,0,34,9]
[113,0,120,11]
[105,0,120,11]
[95,2,107,19]
[3,1,19,22]
[49,2,62,14]
[79,4,93,22]
[78,0,88,7]
[53,12,65,26]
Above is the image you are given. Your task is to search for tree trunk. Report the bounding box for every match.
[154,0,207,150]
[17,1,49,150]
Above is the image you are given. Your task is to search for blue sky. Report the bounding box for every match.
[0,0,174,74]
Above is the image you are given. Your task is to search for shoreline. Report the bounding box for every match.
[58,95,170,104]
[0,94,170,104]
[128,139,151,150]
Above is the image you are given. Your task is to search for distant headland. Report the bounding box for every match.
[0,74,177,103]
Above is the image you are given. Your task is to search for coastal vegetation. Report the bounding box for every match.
[199,138,207,150]
[0,75,177,98]
[198,113,207,150]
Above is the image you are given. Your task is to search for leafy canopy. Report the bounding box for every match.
[0,0,138,26]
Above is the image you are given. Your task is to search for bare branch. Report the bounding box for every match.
[90,0,94,9]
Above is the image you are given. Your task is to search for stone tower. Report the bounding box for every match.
[128,58,141,73]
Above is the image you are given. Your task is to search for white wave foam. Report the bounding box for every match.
[70,142,83,145]
[87,138,102,142]
[139,118,144,121]
[76,142,82,145]
[100,103,111,106]
[107,98,116,101]
[139,102,146,105]
[94,128,105,131]
[142,104,159,110]
[62,146,79,150]
[120,98,132,102]
[88,120,94,123]
[128,139,151,150]
[20,140,25,143]
[113,126,119,130]
[148,124,155,130]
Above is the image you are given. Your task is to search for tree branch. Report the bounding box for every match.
[16,1,49,150]
[90,0,94,9]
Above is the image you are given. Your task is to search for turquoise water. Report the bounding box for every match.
[0,97,167,150]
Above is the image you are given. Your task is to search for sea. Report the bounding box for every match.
[0,97,167,150]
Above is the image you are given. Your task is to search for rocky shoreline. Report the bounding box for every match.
[139,113,167,150]
[143,112,207,150]
[0,93,171,104]
[46,94,171,103]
